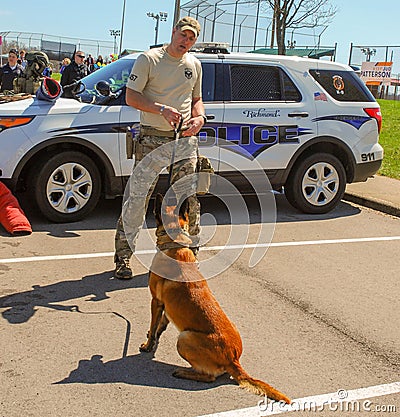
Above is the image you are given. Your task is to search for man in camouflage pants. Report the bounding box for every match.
[114,16,206,279]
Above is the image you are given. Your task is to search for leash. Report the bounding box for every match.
[166,116,184,189]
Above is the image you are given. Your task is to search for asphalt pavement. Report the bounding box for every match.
[0,174,399,417]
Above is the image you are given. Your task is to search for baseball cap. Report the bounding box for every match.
[9,48,18,56]
[176,16,201,37]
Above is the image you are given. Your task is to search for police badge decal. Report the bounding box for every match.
[184,68,193,79]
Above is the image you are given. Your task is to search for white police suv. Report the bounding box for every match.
[0,44,382,222]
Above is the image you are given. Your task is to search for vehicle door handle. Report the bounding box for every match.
[206,114,215,120]
[288,112,309,118]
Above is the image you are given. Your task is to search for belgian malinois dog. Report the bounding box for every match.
[140,194,290,403]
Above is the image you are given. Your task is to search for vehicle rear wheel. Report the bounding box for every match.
[285,153,346,214]
[33,151,101,222]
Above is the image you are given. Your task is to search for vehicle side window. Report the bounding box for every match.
[229,64,301,102]
[281,70,302,101]
[309,69,376,102]
[201,63,215,102]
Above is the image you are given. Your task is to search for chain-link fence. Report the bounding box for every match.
[181,0,329,52]
[0,31,116,70]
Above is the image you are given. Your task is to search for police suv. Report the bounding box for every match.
[0,43,382,222]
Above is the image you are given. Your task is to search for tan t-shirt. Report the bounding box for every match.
[126,46,202,131]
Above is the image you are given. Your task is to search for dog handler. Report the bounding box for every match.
[114,16,206,279]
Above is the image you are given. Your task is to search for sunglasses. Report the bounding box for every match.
[76,54,85,58]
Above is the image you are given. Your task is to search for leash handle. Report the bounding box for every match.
[174,116,184,135]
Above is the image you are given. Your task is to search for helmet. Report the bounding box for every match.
[25,51,50,77]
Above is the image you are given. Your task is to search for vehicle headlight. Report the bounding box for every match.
[0,116,35,132]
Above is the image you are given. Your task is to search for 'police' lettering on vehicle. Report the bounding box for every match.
[199,124,310,154]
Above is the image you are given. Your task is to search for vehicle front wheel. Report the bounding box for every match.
[285,153,346,214]
[32,151,101,222]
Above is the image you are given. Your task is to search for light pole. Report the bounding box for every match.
[119,0,127,56]
[109,29,120,55]
[147,12,168,46]
[173,0,180,26]
[361,47,376,62]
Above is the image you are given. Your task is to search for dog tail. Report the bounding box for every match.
[227,361,291,404]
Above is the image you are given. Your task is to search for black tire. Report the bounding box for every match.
[32,151,101,222]
[285,153,346,214]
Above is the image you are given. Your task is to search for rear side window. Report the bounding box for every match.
[201,63,215,102]
[229,64,301,102]
[309,69,376,102]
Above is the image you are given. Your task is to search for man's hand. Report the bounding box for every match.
[181,115,205,136]
[160,105,182,128]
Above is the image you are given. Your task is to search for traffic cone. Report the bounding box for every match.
[0,181,32,236]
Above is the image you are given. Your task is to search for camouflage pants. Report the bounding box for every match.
[114,133,200,262]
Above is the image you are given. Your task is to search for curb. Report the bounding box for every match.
[343,192,400,218]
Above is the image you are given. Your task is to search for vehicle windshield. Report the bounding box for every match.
[77,57,135,103]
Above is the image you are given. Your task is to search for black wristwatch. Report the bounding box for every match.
[199,114,207,124]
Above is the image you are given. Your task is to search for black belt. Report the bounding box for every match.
[140,126,175,138]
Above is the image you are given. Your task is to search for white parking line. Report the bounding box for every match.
[197,381,400,416]
[1,236,400,264]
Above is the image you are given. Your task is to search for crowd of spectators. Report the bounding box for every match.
[1,47,118,94]
[60,53,107,74]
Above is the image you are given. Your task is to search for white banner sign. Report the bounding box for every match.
[361,61,393,85]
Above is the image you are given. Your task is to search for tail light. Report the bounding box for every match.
[364,107,382,133]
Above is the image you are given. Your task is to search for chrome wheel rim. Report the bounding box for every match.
[46,162,92,214]
[301,162,339,206]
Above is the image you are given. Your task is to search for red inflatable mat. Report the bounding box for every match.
[0,181,32,236]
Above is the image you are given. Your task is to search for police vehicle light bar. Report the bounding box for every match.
[190,42,230,54]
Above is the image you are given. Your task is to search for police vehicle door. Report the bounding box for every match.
[218,62,316,184]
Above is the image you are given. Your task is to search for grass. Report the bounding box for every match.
[377,99,400,180]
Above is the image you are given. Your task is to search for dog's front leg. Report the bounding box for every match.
[140,297,164,352]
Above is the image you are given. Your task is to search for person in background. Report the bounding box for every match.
[0,49,24,92]
[60,50,88,98]
[19,50,27,69]
[86,54,95,73]
[94,54,104,71]
[43,63,53,77]
[60,57,71,74]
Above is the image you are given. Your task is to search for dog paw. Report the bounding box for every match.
[139,341,154,352]
[172,369,184,378]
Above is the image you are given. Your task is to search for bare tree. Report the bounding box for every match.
[249,0,337,54]
[1,39,21,54]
